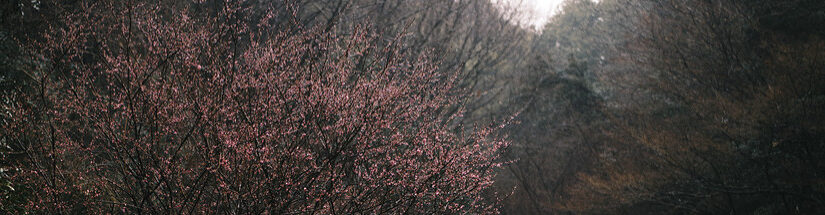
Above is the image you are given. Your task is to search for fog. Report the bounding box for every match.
[2,0,824,214]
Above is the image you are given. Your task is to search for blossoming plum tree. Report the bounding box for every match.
[2,1,507,214]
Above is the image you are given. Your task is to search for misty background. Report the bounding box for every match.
[2,0,825,214]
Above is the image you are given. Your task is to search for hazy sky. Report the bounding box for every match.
[524,0,566,26]
[504,0,566,29]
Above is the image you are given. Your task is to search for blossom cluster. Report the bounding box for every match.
[3,1,507,214]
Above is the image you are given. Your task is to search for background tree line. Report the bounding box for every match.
[499,0,825,214]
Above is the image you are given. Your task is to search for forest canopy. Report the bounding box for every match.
[2,0,824,214]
